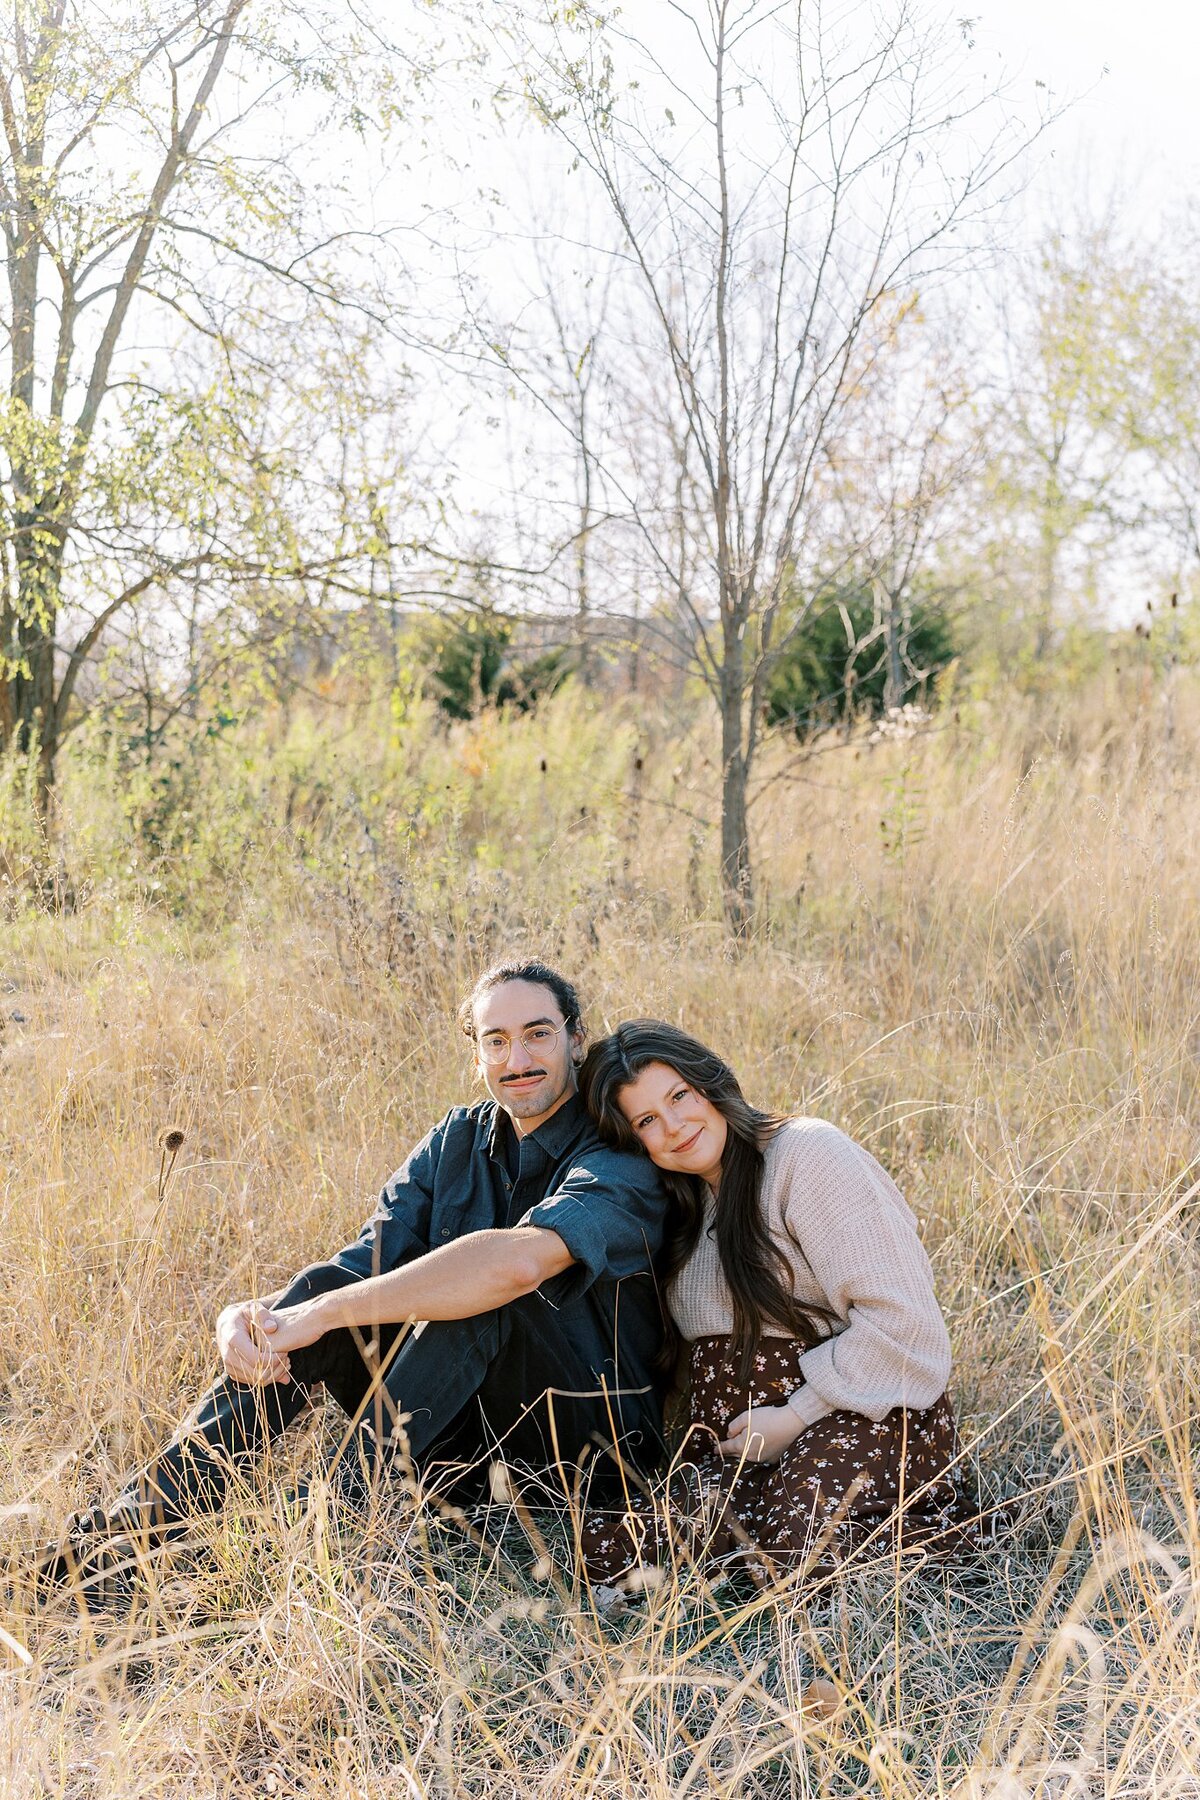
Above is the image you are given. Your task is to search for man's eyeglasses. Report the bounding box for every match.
[477,1023,567,1065]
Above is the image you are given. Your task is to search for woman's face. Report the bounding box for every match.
[617,1061,729,1188]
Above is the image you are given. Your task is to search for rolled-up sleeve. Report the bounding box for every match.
[327,1120,442,1281]
[780,1126,952,1428]
[518,1151,664,1307]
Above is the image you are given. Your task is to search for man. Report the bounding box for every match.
[37,958,667,1597]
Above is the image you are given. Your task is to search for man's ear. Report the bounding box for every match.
[569,1025,586,1066]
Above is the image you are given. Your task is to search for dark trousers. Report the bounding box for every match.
[116,1261,661,1530]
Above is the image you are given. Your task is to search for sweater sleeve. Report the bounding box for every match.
[775,1124,952,1431]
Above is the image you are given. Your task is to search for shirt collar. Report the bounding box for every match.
[485,1088,590,1165]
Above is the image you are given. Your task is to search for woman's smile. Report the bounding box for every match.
[617,1061,729,1187]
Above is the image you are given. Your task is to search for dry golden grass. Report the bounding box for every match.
[1,672,1198,1797]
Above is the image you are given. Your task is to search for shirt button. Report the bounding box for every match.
[440,1228,451,1239]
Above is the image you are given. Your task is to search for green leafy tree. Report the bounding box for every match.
[0,0,412,813]
[1110,205,1200,576]
[977,218,1148,662]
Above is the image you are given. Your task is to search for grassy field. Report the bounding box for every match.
[1,672,1198,1797]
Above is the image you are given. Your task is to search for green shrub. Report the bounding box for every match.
[766,584,957,733]
[403,607,572,720]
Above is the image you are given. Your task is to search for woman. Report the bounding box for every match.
[578,1020,974,1585]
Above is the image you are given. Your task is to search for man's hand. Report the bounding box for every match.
[718,1404,805,1465]
[255,1295,331,1358]
[216,1226,574,1385]
[216,1300,291,1386]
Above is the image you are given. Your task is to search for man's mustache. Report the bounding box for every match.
[500,1069,547,1083]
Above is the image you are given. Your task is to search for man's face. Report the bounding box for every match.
[473,978,584,1136]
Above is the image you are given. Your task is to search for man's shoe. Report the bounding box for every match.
[26,1509,145,1615]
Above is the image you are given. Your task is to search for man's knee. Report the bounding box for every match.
[277,1260,363,1309]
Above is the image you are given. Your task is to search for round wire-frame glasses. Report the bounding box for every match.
[476,1022,567,1065]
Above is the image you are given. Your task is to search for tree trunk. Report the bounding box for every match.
[5,496,66,817]
[1034,515,1057,661]
[2,5,58,813]
[719,653,753,934]
[576,387,592,683]
[10,631,61,822]
[883,587,905,711]
[719,741,752,935]
[1034,460,1062,661]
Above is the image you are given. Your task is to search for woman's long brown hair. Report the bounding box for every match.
[578,1019,838,1384]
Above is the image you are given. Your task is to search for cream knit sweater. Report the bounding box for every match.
[668,1118,952,1432]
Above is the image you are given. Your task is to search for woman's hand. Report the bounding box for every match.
[718,1404,804,1464]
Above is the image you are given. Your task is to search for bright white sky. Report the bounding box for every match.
[101,0,1197,636]
[978,0,1200,220]
[349,0,1197,621]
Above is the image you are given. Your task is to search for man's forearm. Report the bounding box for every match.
[293,1228,571,1337]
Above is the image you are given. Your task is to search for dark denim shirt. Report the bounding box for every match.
[326,1091,668,1446]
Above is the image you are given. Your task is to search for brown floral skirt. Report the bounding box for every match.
[581,1334,976,1585]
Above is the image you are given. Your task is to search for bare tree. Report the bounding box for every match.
[818,296,978,712]
[497,0,1042,931]
[522,231,618,682]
